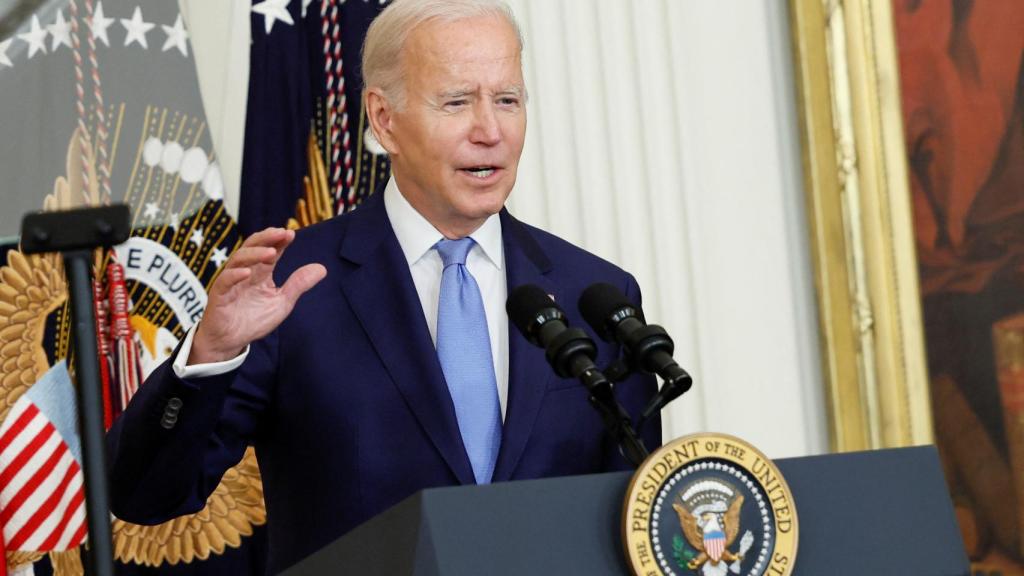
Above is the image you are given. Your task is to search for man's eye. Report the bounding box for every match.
[445,100,468,108]
[498,97,520,106]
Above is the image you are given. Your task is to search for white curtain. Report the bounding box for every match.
[178,0,249,218]
[185,0,828,458]
[505,0,826,457]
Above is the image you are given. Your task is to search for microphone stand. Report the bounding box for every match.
[576,364,650,467]
[549,328,649,467]
[20,205,131,576]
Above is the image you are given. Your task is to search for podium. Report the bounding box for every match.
[282,446,968,575]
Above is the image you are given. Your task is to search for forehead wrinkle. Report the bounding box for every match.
[401,18,525,108]
[436,52,520,66]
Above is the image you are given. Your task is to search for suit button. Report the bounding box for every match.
[165,398,182,419]
[160,415,177,430]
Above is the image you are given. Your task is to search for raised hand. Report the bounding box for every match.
[188,227,327,365]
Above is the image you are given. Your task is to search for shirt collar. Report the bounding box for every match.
[383,176,504,270]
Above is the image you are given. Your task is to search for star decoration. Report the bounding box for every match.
[19,15,49,59]
[161,14,188,56]
[190,227,204,248]
[120,6,155,49]
[301,0,313,17]
[210,247,229,268]
[90,2,115,47]
[168,212,180,231]
[143,202,161,220]
[47,10,72,52]
[0,39,12,68]
[252,0,294,35]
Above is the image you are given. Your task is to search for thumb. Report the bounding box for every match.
[281,263,327,304]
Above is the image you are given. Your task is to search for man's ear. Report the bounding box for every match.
[364,88,400,156]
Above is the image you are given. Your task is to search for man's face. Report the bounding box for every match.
[369,15,527,237]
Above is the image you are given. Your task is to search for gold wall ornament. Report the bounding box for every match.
[0,250,66,424]
[0,239,266,573]
[288,134,336,230]
[47,549,84,576]
[47,126,102,212]
[111,446,266,566]
[2,129,266,573]
[6,551,46,575]
[789,0,933,451]
[0,252,66,575]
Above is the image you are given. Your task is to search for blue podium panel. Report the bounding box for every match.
[282,446,968,575]
[283,472,633,575]
[777,447,968,576]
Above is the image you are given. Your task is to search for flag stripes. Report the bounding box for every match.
[704,530,726,562]
[0,399,87,553]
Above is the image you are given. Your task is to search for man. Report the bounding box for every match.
[107,1,660,572]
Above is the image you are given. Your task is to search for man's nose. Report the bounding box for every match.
[469,102,501,145]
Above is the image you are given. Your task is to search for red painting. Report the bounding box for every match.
[893,0,1024,572]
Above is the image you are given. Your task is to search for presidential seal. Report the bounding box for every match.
[623,433,798,576]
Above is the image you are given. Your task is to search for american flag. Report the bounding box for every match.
[239,0,389,235]
[704,527,726,563]
[0,363,86,554]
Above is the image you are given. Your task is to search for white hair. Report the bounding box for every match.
[361,0,524,109]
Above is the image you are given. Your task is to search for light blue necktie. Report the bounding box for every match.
[435,238,502,484]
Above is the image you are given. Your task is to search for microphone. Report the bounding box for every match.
[506,284,649,466]
[506,284,602,381]
[578,283,693,420]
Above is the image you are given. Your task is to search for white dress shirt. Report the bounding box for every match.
[172,176,511,419]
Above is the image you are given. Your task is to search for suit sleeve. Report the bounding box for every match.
[105,326,278,524]
[601,273,663,471]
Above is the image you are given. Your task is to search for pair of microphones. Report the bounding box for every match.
[505,283,693,424]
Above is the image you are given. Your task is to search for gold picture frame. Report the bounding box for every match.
[788,0,933,451]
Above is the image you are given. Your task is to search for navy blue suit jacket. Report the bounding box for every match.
[107,191,661,573]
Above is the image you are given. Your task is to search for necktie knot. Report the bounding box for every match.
[435,237,474,268]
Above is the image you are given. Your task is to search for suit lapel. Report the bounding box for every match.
[492,211,557,481]
[337,193,475,485]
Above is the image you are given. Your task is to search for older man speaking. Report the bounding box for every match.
[107,0,660,572]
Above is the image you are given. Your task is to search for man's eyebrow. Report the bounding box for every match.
[436,86,526,99]
[495,86,525,97]
[438,88,475,99]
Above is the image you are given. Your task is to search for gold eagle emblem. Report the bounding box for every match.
[673,494,745,572]
[1,131,266,575]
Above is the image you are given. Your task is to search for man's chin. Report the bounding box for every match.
[453,181,512,209]
[447,193,508,226]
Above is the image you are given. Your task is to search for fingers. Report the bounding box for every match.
[241,227,298,269]
[210,267,252,297]
[224,246,278,270]
[280,263,327,304]
[266,230,298,267]
[241,227,293,249]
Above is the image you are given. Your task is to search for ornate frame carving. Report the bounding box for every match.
[789,0,933,451]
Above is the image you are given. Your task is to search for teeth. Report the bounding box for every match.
[466,168,494,178]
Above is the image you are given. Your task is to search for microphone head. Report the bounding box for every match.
[578,282,643,341]
[506,284,565,346]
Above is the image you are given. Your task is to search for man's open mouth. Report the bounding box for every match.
[461,166,497,178]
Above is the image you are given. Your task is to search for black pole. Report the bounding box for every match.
[20,205,130,576]
[574,361,650,467]
[63,250,114,576]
